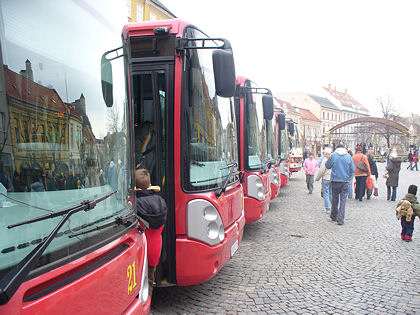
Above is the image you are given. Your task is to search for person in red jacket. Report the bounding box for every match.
[411,150,418,171]
[352,146,371,202]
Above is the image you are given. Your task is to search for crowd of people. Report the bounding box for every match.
[303,145,419,240]
[0,160,124,194]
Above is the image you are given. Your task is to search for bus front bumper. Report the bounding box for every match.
[175,212,246,286]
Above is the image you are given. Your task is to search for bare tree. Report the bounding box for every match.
[377,96,400,148]
[106,106,121,134]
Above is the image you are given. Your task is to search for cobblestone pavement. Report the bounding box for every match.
[151,162,420,314]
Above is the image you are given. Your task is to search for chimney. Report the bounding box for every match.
[19,59,34,81]
[344,88,348,94]
[328,84,331,90]
[25,59,33,81]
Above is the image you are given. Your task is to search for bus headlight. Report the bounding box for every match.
[187,199,225,246]
[247,175,265,201]
[270,168,279,186]
[139,242,149,305]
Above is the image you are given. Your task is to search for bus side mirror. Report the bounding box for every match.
[213,49,236,97]
[288,121,295,136]
[262,95,274,120]
[101,54,113,107]
[277,113,286,130]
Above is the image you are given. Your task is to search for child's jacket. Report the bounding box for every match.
[135,186,168,229]
[396,193,420,222]
[303,158,318,175]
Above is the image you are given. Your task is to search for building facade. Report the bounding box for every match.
[322,85,369,150]
[127,0,176,22]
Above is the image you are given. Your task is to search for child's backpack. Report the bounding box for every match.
[396,200,414,221]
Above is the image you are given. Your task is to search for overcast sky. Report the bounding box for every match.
[160,0,420,117]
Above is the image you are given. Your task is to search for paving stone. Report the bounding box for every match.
[150,162,420,314]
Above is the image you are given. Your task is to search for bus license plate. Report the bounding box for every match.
[230,239,239,257]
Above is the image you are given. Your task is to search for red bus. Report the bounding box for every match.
[235,77,273,223]
[288,120,303,175]
[111,20,245,287]
[273,109,289,189]
[0,2,150,314]
[267,106,283,200]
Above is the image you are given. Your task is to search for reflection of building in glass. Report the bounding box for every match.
[2,60,99,182]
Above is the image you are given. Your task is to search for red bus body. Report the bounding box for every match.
[1,230,150,315]
[235,76,271,223]
[0,3,150,314]
[124,20,245,286]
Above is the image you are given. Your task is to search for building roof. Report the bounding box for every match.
[150,0,176,18]
[322,86,369,113]
[308,94,341,111]
[4,65,67,114]
[274,97,301,115]
[295,107,321,123]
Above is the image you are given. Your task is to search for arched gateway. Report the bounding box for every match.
[323,117,416,152]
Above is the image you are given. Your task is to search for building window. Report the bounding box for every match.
[0,112,5,131]
[327,112,330,120]
[323,112,325,119]
[150,12,157,21]
[137,4,143,21]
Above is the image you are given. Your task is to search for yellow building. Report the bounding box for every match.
[127,0,176,22]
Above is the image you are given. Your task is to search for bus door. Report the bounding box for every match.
[131,63,176,285]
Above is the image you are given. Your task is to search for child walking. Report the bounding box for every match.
[396,185,420,242]
[135,168,168,294]
[302,152,318,194]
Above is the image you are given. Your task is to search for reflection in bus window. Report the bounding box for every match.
[184,29,238,191]
[0,1,131,281]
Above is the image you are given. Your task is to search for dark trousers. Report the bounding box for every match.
[411,162,418,171]
[355,176,367,201]
[331,181,349,223]
[387,186,397,201]
[401,217,415,239]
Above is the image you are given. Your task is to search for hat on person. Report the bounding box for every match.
[408,184,417,195]
[324,148,332,154]
[390,152,398,159]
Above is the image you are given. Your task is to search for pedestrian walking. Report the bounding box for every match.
[352,146,371,202]
[366,152,378,200]
[407,151,413,170]
[347,150,354,199]
[325,144,355,225]
[367,152,378,180]
[315,148,332,213]
[396,185,420,242]
[302,153,318,194]
[386,152,402,201]
[411,150,418,171]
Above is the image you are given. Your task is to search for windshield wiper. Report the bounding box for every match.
[69,210,137,238]
[215,162,238,198]
[0,190,116,305]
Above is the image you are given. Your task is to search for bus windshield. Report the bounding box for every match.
[0,1,131,279]
[183,28,238,191]
[267,116,277,162]
[245,82,266,171]
[280,128,289,160]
